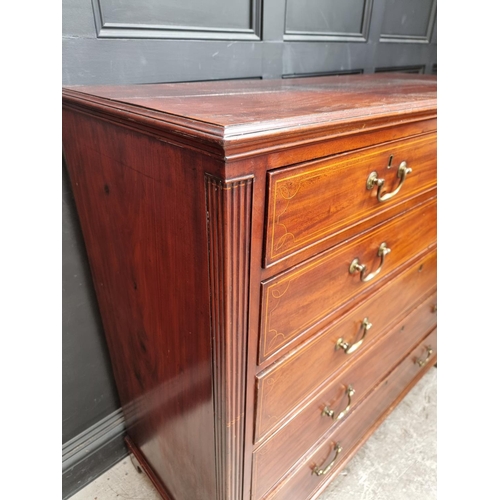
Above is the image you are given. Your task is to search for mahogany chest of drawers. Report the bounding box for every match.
[62,74,437,500]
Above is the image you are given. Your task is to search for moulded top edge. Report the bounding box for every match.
[62,74,437,155]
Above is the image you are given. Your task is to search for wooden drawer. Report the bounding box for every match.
[263,328,437,500]
[253,291,437,499]
[265,133,436,266]
[260,198,436,363]
[253,291,436,498]
[255,249,437,442]
[255,252,437,442]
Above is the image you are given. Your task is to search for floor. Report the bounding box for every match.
[70,367,436,500]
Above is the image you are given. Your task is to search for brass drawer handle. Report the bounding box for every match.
[313,443,343,476]
[367,161,412,202]
[415,346,434,367]
[349,242,391,282]
[322,385,355,421]
[336,318,372,354]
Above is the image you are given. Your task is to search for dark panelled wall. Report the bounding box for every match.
[62,0,437,497]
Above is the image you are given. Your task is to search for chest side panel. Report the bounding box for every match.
[62,109,217,500]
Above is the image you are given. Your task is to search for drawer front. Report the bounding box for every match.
[263,328,438,500]
[265,133,436,266]
[260,198,436,363]
[255,249,436,442]
[252,291,436,499]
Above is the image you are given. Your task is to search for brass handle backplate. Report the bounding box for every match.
[367,160,412,202]
[322,385,355,421]
[349,243,391,282]
[415,346,434,367]
[336,318,372,354]
[312,443,343,476]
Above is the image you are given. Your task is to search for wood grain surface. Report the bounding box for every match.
[63,74,436,130]
[252,290,436,498]
[255,259,437,442]
[62,110,218,500]
[260,198,436,363]
[62,75,437,500]
[62,74,436,161]
[264,328,437,500]
[206,174,254,500]
[265,132,436,265]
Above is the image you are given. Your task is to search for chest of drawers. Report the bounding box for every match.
[62,74,437,500]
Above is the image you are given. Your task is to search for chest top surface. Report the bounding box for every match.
[64,74,436,128]
[63,74,436,156]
